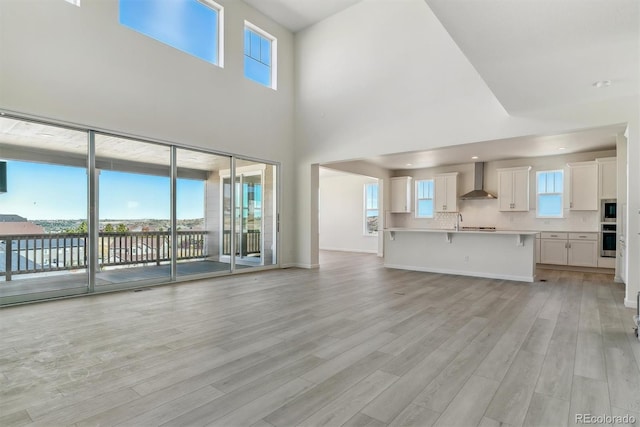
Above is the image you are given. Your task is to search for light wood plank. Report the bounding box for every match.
[569,375,612,427]
[388,403,440,427]
[523,392,570,427]
[432,375,500,427]
[485,350,546,426]
[297,370,398,427]
[0,252,631,427]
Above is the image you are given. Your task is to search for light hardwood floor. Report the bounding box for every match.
[1,251,639,427]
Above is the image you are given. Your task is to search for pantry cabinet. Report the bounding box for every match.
[434,173,458,212]
[567,161,598,210]
[497,166,531,211]
[390,176,412,213]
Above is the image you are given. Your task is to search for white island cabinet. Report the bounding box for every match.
[384,228,537,282]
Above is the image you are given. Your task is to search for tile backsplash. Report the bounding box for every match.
[389,199,600,232]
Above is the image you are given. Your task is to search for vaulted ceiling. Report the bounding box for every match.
[253,0,638,169]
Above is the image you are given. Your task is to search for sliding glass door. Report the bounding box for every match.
[0,112,279,305]
[0,116,89,304]
[95,134,171,289]
[221,160,277,270]
[176,147,231,278]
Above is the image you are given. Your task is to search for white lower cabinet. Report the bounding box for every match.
[540,233,568,265]
[567,233,598,267]
[539,232,598,267]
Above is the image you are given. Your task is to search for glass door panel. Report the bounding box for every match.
[176,148,231,278]
[0,116,89,304]
[229,159,278,269]
[95,134,171,289]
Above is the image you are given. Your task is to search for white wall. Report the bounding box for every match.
[0,0,297,265]
[294,0,639,307]
[391,150,616,232]
[319,171,378,253]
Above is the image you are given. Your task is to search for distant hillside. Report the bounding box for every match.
[33,218,205,234]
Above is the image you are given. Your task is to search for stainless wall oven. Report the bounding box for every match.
[601,223,616,257]
[601,199,617,222]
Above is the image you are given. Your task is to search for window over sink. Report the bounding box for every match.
[536,170,564,218]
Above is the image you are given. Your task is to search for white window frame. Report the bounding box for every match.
[198,0,225,67]
[363,182,378,236]
[244,21,277,90]
[415,179,434,218]
[536,170,564,218]
[206,0,225,68]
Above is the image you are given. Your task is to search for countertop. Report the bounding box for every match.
[385,228,539,236]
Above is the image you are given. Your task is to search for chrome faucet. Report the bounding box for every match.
[455,213,463,231]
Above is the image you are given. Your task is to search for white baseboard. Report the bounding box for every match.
[625,297,638,309]
[282,262,319,269]
[319,247,378,254]
[383,263,534,283]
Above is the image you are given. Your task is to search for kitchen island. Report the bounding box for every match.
[384,228,538,282]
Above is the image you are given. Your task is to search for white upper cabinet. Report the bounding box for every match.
[597,157,616,200]
[390,176,412,213]
[567,161,598,211]
[497,166,531,211]
[435,173,458,212]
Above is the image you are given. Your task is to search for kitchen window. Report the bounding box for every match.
[364,183,378,235]
[537,170,563,218]
[415,179,434,218]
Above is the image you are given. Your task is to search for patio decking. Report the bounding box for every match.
[0,260,251,301]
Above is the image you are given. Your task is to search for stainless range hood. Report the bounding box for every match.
[460,162,497,200]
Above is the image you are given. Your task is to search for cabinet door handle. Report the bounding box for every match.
[570,202,573,208]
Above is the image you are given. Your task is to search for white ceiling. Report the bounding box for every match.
[242,0,362,33]
[425,0,639,113]
[361,124,625,171]
[251,0,637,171]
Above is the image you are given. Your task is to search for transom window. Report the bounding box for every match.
[364,183,379,236]
[244,22,277,89]
[537,170,564,217]
[119,0,224,67]
[415,179,434,218]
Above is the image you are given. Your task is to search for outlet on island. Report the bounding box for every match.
[464,255,469,262]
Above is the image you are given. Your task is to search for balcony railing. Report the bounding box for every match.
[0,231,208,281]
[222,230,261,257]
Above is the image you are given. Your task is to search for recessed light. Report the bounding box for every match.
[558,147,566,150]
[406,163,412,166]
[471,156,479,160]
[592,80,611,88]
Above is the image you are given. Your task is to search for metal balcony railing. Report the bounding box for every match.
[0,231,209,281]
